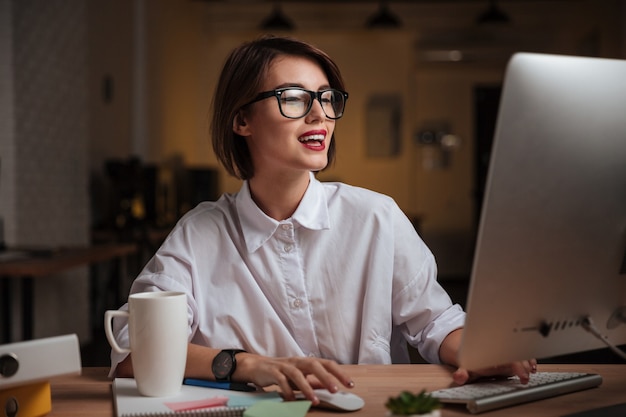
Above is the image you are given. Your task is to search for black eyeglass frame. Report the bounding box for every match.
[243,87,349,120]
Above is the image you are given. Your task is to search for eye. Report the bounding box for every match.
[280,90,308,104]
[281,95,306,104]
[320,91,340,105]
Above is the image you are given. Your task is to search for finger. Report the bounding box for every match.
[452,368,471,385]
[271,370,298,401]
[322,360,355,389]
[279,365,320,404]
[511,362,531,384]
[309,360,355,392]
[297,360,337,393]
[517,359,538,380]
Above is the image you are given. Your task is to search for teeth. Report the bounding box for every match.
[299,134,324,142]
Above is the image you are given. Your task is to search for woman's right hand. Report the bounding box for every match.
[235,353,355,405]
[116,344,355,406]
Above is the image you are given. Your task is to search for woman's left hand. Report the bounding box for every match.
[452,359,538,385]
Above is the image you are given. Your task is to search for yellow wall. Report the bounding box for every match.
[88,0,625,274]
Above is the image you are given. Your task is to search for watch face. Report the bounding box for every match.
[213,350,234,380]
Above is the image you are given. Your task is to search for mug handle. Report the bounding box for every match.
[104,310,131,354]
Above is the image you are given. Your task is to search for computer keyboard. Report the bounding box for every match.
[429,371,603,414]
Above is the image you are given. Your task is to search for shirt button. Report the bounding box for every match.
[281,224,291,230]
[284,244,293,252]
[293,298,303,308]
[308,352,316,358]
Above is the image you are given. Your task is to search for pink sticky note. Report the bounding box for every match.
[164,396,230,411]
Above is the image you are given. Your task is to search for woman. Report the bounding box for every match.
[110,35,536,405]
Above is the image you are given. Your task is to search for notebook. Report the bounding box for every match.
[112,378,283,417]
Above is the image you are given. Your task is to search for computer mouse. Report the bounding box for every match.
[297,389,365,411]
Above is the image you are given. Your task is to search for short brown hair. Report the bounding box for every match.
[211,35,346,180]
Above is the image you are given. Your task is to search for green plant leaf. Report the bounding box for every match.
[385,389,441,415]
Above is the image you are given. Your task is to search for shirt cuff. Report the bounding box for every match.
[418,304,466,364]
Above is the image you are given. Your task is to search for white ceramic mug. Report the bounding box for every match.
[104,291,188,397]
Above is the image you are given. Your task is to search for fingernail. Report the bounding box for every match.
[348,380,355,388]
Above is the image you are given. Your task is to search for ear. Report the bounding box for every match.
[233,111,251,136]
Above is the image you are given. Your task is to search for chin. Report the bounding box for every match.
[310,162,328,172]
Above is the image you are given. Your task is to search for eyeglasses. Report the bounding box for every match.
[244,87,349,120]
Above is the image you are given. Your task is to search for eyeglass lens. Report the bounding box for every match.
[278,89,345,119]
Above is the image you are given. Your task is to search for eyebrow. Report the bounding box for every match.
[272,82,333,90]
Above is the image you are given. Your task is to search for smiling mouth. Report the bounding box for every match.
[298,133,325,144]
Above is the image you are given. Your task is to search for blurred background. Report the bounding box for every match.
[0,0,624,365]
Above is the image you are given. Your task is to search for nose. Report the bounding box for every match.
[306,97,326,121]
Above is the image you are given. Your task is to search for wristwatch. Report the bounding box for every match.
[212,349,246,381]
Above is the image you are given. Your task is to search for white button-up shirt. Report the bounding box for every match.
[110,173,465,373]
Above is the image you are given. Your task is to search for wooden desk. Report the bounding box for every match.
[49,364,626,416]
[0,244,137,342]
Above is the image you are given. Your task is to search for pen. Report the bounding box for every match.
[183,378,257,392]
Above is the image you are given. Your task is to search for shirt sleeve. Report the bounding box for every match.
[411,304,465,364]
[389,202,466,364]
[107,225,199,377]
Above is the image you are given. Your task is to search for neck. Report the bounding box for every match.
[248,172,311,221]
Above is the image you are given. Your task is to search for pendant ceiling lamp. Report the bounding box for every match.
[476,0,511,25]
[260,4,295,31]
[366,2,402,29]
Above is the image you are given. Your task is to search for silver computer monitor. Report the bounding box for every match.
[459,52,626,370]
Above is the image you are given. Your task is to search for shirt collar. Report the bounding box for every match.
[236,172,330,253]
